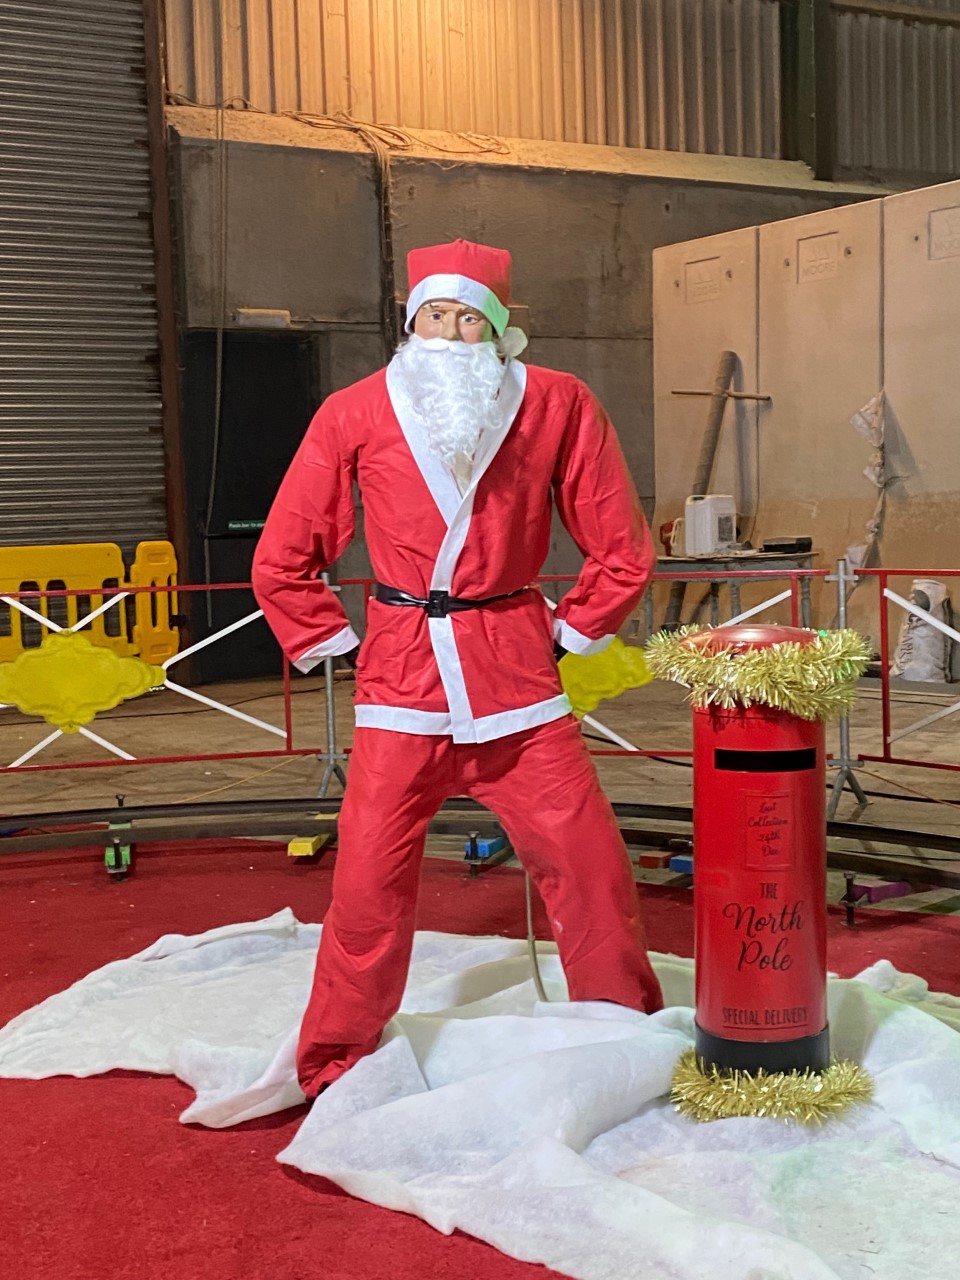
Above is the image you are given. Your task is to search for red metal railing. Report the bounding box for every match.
[0,582,305,774]
[853,568,960,776]
[12,566,951,783]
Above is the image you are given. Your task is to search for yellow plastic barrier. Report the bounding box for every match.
[128,541,180,665]
[0,541,179,665]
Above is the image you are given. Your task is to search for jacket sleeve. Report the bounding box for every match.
[551,382,656,655]
[251,401,360,672]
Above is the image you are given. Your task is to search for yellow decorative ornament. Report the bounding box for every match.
[0,631,165,732]
[559,637,654,718]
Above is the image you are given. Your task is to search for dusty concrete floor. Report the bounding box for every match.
[1,668,958,914]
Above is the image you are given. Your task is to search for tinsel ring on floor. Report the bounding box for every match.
[670,1048,874,1124]
[3,910,960,1280]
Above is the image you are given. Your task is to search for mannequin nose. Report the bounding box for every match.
[440,310,460,340]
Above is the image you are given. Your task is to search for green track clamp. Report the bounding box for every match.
[105,794,133,881]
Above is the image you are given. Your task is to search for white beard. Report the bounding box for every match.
[392,335,507,488]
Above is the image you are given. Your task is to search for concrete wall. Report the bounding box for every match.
[652,178,960,644]
[168,107,879,581]
[882,183,960,570]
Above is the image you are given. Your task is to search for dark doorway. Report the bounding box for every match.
[180,330,320,682]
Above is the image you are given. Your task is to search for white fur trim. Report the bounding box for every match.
[293,624,361,673]
[405,273,510,336]
[473,694,572,743]
[354,705,452,734]
[428,614,476,741]
[552,618,614,657]
[353,695,571,743]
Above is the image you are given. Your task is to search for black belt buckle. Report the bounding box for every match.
[425,590,450,618]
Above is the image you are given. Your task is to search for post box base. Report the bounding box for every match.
[694,1023,830,1075]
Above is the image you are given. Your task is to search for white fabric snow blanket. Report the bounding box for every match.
[2,908,960,1280]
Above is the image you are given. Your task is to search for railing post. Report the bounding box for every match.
[827,558,869,818]
[878,571,892,760]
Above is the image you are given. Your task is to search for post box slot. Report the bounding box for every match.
[714,748,816,772]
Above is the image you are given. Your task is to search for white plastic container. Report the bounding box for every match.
[683,494,737,555]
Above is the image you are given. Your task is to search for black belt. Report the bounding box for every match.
[375,583,529,619]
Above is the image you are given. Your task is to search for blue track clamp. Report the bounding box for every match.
[464,834,508,860]
[668,854,695,875]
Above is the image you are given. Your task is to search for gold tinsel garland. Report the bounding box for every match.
[671,1049,874,1125]
[644,627,871,722]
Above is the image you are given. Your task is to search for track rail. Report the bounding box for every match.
[1,797,958,888]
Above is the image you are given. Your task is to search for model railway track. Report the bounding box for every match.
[1,797,959,888]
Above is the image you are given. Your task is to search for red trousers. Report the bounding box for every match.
[297,714,664,1096]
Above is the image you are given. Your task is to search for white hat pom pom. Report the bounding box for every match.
[498,326,529,359]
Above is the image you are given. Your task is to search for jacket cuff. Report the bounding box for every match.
[293,625,361,673]
[552,617,613,657]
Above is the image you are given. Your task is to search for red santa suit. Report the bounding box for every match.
[253,240,663,1097]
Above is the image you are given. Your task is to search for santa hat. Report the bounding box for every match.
[404,239,512,337]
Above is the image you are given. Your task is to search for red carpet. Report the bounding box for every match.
[2,840,959,1280]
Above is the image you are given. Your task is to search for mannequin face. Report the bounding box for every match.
[412,298,493,345]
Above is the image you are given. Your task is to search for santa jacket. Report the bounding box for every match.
[252,357,655,744]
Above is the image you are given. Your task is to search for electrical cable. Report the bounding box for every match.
[175,755,301,805]
[166,94,509,363]
[525,872,550,1003]
[168,90,511,617]
[201,86,230,628]
[166,94,510,160]
[843,786,956,806]
[198,34,238,576]
[856,766,960,814]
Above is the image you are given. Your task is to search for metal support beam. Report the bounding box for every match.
[779,0,801,161]
[834,0,960,29]
[797,0,837,181]
[142,0,191,586]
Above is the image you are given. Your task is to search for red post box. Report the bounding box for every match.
[689,625,829,1075]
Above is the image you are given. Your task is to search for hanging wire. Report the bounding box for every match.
[176,753,300,804]
[199,16,230,627]
[856,766,960,815]
[166,94,510,160]
[172,88,513,560]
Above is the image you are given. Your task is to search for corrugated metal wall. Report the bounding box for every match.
[836,2,960,177]
[0,0,168,552]
[165,0,960,179]
[164,0,783,159]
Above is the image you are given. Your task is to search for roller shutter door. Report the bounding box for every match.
[0,0,167,553]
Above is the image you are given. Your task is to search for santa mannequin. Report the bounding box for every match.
[253,239,664,1098]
